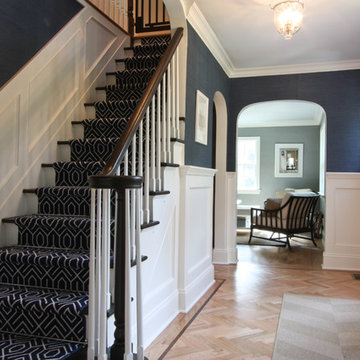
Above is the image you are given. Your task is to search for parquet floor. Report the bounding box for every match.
[145,240,360,359]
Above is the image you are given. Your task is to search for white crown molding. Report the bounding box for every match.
[186,4,360,79]
[228,59,360,78]
[187,3,234,77]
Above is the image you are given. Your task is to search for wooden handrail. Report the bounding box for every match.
[99,27,183,176]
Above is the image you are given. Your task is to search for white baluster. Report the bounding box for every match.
[162,76,167,164]
[124,0,128,33]
[111,167,120,303]
[88,189,97,360]
[166,66,171,163]
[171,55,176,138]
[150,96,156,191]
[110,0,113,17]
[131,138,136,260]
[136,188,144,360]
[95,190,104,359]
[124,149,129,175]
[156,84,162,191]
[176,48,180,139]
[138,119,144,222]
[124,189,133,360]
[99,189,109,360]
[144,108,150,224]
[104,189,111,310]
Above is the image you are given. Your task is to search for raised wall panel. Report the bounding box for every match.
[323,173,360,271]
[188,187,211,271]
[85,17,116,75]
[28,33,79,150]
[0,95,20,190]
[179,166,216,312]
[335,188,360,247]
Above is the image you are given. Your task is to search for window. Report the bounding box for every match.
[237,137,260,194]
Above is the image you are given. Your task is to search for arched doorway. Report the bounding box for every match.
[236,100,327,248]
[212,91,237,264]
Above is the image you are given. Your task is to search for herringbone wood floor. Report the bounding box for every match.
[145,241,360,359]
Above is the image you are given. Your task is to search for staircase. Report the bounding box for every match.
[0,32,180,359]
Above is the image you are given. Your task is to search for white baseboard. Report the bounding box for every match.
[212,247,237,264]
[323,254,360,271]
[178,264,214,313]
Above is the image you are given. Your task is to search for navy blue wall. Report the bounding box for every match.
[228,71,360,172]
[185,23,231,168]
[0,0,83,88]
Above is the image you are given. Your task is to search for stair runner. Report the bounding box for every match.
[0,34,170,359]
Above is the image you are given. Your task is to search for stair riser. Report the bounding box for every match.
[15,218,115,250]
[140,35,171,46]
[17,225,90,250]
[37,192,91,216]
[0,334,85,359]
[54,162,104,187]
[115,69,155,88]
[0,262,89,292]
[0,307,86,342]
[70,141,117,163]
[83,119,128,139]
[105,87,144,102]
[132,44,168,57]
[123,56,160,71]
[95,102,137,119]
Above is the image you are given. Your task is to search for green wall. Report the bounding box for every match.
[237,126,320,205]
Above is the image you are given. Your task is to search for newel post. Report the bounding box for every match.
[88,175,143,360]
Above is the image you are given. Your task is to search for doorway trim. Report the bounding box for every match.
[213,91,237,264]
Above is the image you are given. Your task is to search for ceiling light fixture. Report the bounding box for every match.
[271,0,304,40]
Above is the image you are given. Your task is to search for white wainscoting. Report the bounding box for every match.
[178,166,217,312]
[0,1,129,242]
[213,171,237,264]
[140,167,180,347]
[323,172,360,271]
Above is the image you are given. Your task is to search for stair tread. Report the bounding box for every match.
[4,214,90,223]
[25,186,91,194]
[107,68,156,76]
[0,284,88,315]
[45,161,102,169]
[58,137,120,145]
[85,99,139,106]
[116,54,162,62]
[0,246,90,270]
[96,83,147,91]
[0,333,85,359]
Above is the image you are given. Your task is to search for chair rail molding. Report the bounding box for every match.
[323,172,360,271]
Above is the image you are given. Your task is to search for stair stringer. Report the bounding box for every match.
[0,2,130,245]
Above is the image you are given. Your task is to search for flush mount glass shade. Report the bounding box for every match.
[273,1,304,39]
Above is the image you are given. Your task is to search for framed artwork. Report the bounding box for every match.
[195,90,209,145]
[274,143,303,177]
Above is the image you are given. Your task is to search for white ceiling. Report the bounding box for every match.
[238,100,324,127]
[189,0,360,77]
